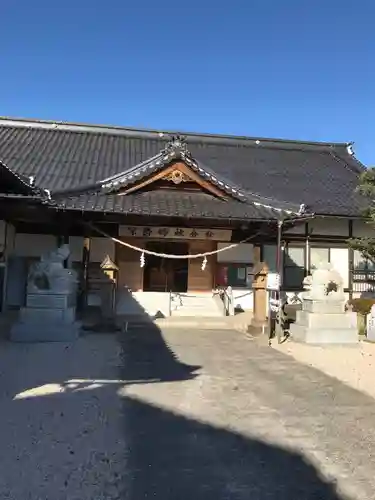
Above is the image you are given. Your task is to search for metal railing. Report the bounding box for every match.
[213,286,235,316]
[168,290,183,316]
[352,270,375,294]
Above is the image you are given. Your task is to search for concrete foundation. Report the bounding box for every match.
[10,291,80,343]
[290,302,358,345]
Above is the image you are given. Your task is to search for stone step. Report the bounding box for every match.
[172,310,223,317]
[116,313,253,332]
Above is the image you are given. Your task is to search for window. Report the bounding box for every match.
[263,243,342,290]
[284,245,305,289]
[262,245,277,273]
[215,264,252,288]
[310,247,330,270]
[353,250,375,271]
[352,250,375,293]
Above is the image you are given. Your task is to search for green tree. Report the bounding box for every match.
[349,168,375,261]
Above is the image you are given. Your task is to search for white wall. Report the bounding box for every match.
[285,218,352,237]
[353,219,374,238]
[90,237,115,263]
[308,218,349,237]
[284,224,305,234]
[232,289,254,311]
[14,234,56,257]
[69,236,84,262]
[12,235,115,263]
[217,243,253,263]
[330,247,349,289]
[5,223,15,256]
[0,221,15,256]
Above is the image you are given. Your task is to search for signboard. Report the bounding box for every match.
[267,273,281,340]
[269,296,280,313]
[266,273,280,291]
[119,225,232,241]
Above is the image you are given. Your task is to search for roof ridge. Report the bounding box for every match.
[0,116,350,150]
[0,159,45,196]
[328,149,365,176]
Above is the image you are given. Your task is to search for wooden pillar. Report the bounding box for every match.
[56,234,69,267]
[248,245,269,335]
[82,237,91,308]
[304,222,310,276]
[348,219,353,300]
[1,222,15,312]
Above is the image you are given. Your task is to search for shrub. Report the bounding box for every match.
[349,298,375,316]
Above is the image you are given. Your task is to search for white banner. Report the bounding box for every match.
[119,225,232,241]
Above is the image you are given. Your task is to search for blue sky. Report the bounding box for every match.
[1,1,374,164]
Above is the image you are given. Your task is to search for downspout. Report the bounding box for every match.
[276,219,284,288]
[275,219,284,344]
[268,218,284,345]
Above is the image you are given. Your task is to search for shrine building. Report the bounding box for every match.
[0,117,372,317]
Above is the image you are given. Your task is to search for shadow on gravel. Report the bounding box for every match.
[5,384,347,500]
[119,394,346,500]
[0,324,350,500]
[120,322,200,384]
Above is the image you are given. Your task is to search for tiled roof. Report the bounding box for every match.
[55,135,249,202]
[0,160,44,197]
[0,117,367,218]
[56,190,284,221]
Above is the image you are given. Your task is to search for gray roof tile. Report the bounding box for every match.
[0,117,366,218]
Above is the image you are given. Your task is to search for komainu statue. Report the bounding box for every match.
[28,244,78,294]
[302,261,345,301]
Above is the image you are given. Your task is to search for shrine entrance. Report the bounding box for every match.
[143,241,189,293]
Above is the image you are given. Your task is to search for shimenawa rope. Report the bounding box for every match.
[86,222,263,260]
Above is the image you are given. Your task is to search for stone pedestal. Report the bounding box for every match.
[290,298,358,344]
[10,291,80,342]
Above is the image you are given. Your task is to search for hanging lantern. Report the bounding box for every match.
[201,256,207,271]
[140,252,145,268]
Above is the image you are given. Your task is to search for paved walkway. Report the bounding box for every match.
[1,328,375,499]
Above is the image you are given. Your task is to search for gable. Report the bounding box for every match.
[99,136,247,202]
[49,133,305,217]
[116,161,231,200]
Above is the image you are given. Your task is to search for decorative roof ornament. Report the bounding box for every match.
[164,169,189,184]
[298,203,307,215]
[163,135,190,157]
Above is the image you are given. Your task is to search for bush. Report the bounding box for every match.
[349,298,375,316]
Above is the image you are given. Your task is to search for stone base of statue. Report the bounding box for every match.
[290,262,358,344]
[10,291,81,342]
[290,298,358,344]
[10,244,80,342]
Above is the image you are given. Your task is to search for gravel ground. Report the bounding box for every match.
[0,334,125,500]
[273,338,375,400]
[1,329,375,499]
